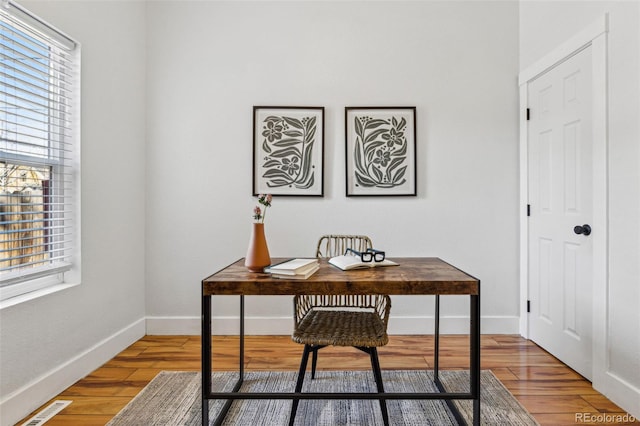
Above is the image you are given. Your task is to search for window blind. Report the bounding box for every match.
[0,0,79,288]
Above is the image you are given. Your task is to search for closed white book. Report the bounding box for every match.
[264,258,319,275]
[271,264,320,280]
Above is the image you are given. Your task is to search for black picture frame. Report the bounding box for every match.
[253,106,324,196]
[345,106,417,196]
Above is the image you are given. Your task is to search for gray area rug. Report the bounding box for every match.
[108,370,538,425]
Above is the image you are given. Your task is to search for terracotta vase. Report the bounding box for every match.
[245,222,271,272]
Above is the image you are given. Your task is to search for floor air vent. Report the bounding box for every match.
[21,400,72,426]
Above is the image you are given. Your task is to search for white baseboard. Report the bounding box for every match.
[388,315,520,335]
[0,318,145,426]
[146,315,521,335]
[593,371,640,419]
[145,315,203,335]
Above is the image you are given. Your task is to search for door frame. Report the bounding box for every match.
[518,15,608,377]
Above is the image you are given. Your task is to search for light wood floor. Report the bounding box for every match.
[18,335,638,426]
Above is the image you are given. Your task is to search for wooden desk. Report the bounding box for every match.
[202,257,480,425]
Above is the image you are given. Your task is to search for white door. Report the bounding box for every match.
[528,46,593,380]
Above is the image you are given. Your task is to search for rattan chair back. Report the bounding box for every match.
[315,234,373,258]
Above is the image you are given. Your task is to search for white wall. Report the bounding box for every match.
[144,1,520,335]
[0,2,147,424]
[520,0,640,418]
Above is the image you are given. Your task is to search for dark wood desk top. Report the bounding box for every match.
[202,257,479,296]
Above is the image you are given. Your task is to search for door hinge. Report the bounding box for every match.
[527,300,531,313]
[526,108,530,121]
[527,204,531,217]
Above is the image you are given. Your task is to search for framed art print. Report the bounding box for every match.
[253,106,324,196]
[345,106,417,196]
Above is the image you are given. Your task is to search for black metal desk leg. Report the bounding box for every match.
[470,292,481,426]
[207,295,245,426]
[240,295,245,379]
[202,295,211,426]
[434,295,440,381]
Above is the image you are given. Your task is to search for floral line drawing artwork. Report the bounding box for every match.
[353,115,408,188]
[345,107,417,196]
[261,116,316,189]
[253,107,324,197]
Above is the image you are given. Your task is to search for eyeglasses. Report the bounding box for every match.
[344,248,386,263]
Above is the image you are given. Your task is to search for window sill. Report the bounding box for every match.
[0,282,79,310]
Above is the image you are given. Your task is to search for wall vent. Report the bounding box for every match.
[21,400,72,426]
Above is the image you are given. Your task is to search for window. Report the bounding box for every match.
[0,1,80,301]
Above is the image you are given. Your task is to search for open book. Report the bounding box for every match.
[328,255,398,271]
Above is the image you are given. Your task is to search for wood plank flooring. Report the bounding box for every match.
[18,335,639,426]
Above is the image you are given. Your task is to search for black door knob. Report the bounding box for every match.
[574,224,592,236]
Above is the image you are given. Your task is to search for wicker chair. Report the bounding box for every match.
[289,235,391,426]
